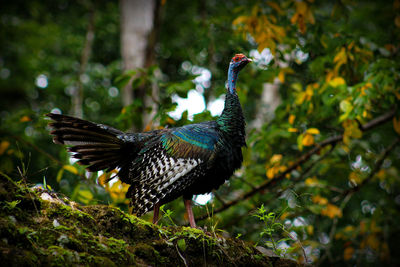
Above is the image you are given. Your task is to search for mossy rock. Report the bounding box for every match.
[0,174,299,266]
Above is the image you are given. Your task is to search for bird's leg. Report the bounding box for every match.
[184,198,196,228]
[152,203,160,225]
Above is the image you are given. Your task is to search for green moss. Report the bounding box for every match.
[0,175,299,267]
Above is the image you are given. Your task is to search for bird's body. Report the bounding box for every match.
[47,54,251,227]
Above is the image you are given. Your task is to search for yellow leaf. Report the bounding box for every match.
[267,2,283,14]
[20,116,31,122]
[107,180,130,203]
[166,117,176,125]
[279,165,287,173]
[267,167,276,179]
[344,225,355,232]
[78,190,93,204]
[312,195,328,205]
[295,91,306,105]
[321,203,343,218]
[395,15,400,28]
[270,154,283,164]
[288,114,296,124]
[278,70,285,83]
[333,47,347,64]
[376,169,386,181]
[349,171,361,184]
[343,120,362,144]
[121,107,126,114]
[329,77,346,87]
[0,141,10,155]
[306,225,314,235]
[98,172,109,187]
[63,165,78,175]
[306,128,320,135]
[343,246,354,261]
[302,133,314,146]
[365,234,380,250]
[56,169,64,183]
[305,176,318,186]
[393,117,400,135]
[288,127,299,133]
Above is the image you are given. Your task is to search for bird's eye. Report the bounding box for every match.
[235,57,239,61]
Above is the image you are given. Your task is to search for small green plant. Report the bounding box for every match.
[160,205,176,226]
[2,200,21,210]
[254,204,291,256]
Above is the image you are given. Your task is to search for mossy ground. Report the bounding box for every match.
[0,174,299,266]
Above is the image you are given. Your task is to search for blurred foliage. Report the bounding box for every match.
[1,0,400,265]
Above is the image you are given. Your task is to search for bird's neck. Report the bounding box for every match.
[227,66,238,94]
[216,66,246,144]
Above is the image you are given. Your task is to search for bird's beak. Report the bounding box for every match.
[246,58,253,63]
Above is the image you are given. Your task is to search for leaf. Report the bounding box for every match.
[306,128,320,135]
[63,165,78,175]
[266,167,276,179]
[395,15,400,28]
[321,203,343,218]
[329,77,346,87]
[340,100,352,113]
[114,73,134,88]
[393,117,400,135]
[306,225,314,235]
[267,2,283,14]
[278,70,285,83]
[305,177,319,187]
[56,169,64,183]
[302,133,314,146]
[177,239,186,252]
[288,114,295,124]
[78,190,93,204]
[312,195,328,205]
[297,134,304,151]
[288,128,298,133]
[20,116,31,122]
[343,246,354,261]
[339,100,353,121]
[97,172,109,187]
[270,154,282,164]
[0,141,10,155]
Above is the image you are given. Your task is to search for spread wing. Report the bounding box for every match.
[127,122,220,216]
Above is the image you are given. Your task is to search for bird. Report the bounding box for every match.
[46,54,251,228]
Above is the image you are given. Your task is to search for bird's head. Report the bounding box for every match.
[229,54,252,72]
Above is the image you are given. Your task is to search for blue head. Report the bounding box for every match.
[227,54,252,94]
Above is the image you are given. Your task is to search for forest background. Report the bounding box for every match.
[1,0,400,265]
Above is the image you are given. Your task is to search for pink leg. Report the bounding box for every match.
[153,203,160,225]
[184,199,196,228]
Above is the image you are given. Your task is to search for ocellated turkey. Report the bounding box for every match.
[46,54,251,227]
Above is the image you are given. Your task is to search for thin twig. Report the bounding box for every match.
[175,243,188,267]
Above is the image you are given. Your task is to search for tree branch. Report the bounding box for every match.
[337,136,400,199]
[197,109,396,221]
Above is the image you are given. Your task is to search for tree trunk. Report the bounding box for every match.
[251,78,281,129]
[120,0,159,130]
[72,8,95,118]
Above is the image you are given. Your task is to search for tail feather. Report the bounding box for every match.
[46,113,130,172]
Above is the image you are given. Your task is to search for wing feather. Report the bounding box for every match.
[128,123,220,216]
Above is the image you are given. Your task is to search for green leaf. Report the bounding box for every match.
[56,169,64,183]
[177,239,187,251]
